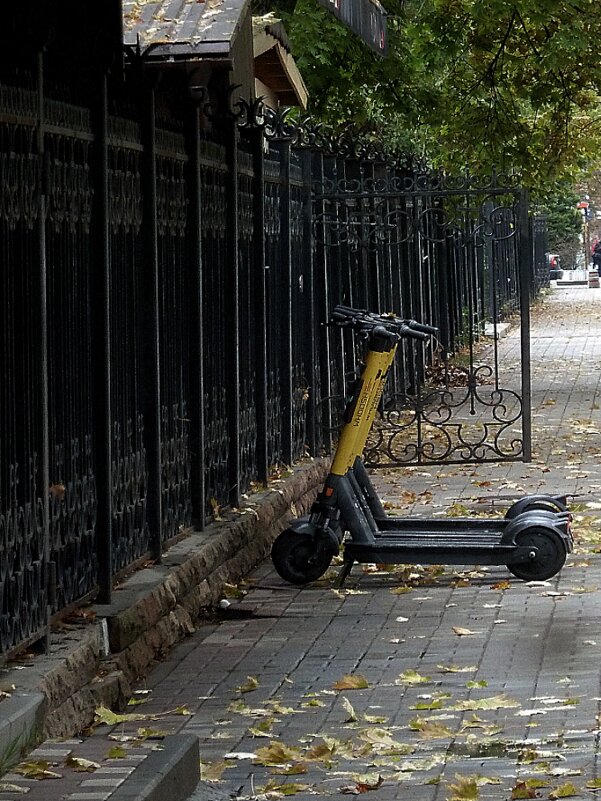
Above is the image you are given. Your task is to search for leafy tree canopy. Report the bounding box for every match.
[256,0,601,195]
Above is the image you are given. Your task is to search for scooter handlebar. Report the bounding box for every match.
[330,305,437,339]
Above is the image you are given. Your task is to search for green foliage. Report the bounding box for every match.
[257,0,601,189]
[536,186,582,254]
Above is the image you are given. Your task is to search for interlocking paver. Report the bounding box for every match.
[6,285,601,800]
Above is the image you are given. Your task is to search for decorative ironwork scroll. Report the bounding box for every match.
[366,365,523,466]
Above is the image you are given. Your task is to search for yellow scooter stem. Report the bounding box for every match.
[330,341,397,476]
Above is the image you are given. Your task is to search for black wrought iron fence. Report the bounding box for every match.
[0,56,545,660]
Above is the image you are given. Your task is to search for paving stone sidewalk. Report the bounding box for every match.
[4,285,601,801]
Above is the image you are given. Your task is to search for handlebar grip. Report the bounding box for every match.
[407,321,438,336]
[400,326,430,341]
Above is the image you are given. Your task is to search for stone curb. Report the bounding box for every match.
[109,735,200,801]
[2,458,329,743]
[0,693,46,767]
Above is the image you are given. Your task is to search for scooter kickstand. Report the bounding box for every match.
[335,556,354,588]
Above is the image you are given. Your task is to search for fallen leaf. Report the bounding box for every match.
[0,783,28,794]
[549,782,579,798]
[438,664,477,673]
[254,743,303,766]
[14,761,62,780]
[447,774,479,800]
[64,756,100,772]
[395,669,431,685]
[340,775,383,794]
[359,728,413,754]
[448,694,519,711]
[236,676,260,694]
[342,697,358,723]
[106,746,127,759]
[409,718,454,739]
[200,760,229,781]
[260,780,313,796]
[452,626,478,637]
[269,763,309,776]
[333,675,369,691]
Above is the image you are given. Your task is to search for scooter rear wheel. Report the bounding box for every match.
[271,529,333,585]
[507,526,567,581]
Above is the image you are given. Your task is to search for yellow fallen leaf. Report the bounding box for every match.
[14,761,62,780]
[395,669,431,685]
[549,782,579,799]
[452,626,478,636]
[260,780,312,796]
[106,746,127,759]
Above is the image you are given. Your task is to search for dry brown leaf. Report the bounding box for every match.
[452,626,478,636]
[333,675,369,691]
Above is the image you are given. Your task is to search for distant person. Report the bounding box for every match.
[593,241,601,272]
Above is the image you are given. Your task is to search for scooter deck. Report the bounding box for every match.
[344,537,526,566]
[373,516,507,534]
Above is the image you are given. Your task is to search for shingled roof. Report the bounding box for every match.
[122,0,250,60]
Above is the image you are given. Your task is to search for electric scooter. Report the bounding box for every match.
[271,306,573,586]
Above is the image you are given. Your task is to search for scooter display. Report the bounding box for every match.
[271,305,573,586]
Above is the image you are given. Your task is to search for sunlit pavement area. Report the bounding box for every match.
[7,284,601,801]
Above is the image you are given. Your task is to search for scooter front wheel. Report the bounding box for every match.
[271,529,334,585]
[507,526,567,581]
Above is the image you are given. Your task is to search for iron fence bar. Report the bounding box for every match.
[251,127,268,482]
[140,80,162,561]
[226,121,241,506]
[519,189,532,461]
[37,51,51,647]
[187,104,206,528]
[280,140,293,465]
[92,70,113,601]
[301,149,317,456]
[314,150,333,451]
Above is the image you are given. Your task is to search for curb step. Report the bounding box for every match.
[110,734,200,801]
[0,693,45,765]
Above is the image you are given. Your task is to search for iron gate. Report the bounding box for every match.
[313,162,532,466]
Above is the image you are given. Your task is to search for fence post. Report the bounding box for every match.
[225,118,241,506]
[251,126,268,483]
[187,103,206,528]
[314,152,333,452]
[37,51,51,644]
[92,70,113,601]
[301,149,317,456]
[519,190,532,462]
[280,140,293,465]
[140,80,163,560]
